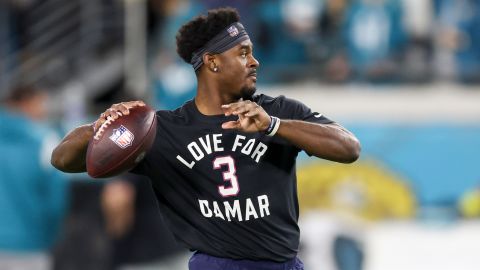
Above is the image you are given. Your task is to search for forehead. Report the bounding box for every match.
[237,39,253,49]
[224,39,253,54]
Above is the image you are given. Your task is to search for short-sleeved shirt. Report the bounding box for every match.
[132,94,332,262]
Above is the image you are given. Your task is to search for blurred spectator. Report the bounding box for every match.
[143,0,480,86]
[53,174,188,270]
[400,0,435,82]
[435,0,480,83]
[253,0,311,82]
[281,0,323,37]
[149,0,203,110]
[344,0,407,82]
[0,85,69,270]
[315,0,351,82]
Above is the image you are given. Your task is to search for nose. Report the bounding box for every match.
[248,54,260,68]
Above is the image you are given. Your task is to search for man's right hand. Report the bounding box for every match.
[52,100,146,173]
[93,101,145,132]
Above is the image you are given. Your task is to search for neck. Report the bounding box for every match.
[195,77,238,116]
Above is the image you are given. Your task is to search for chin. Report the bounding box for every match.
[240,85,257,99]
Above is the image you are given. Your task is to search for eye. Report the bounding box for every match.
[241,51,247,58]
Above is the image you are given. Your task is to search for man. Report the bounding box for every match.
[51,7,360,270]
[0,85,68,270]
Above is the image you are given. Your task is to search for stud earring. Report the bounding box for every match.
[213,67,218,72]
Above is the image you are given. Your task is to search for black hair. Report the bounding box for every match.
[176,7,240,64]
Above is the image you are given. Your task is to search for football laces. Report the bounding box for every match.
[93,112,122,140]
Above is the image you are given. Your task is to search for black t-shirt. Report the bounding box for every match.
[132,94,333,262]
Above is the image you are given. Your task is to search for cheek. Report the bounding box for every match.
[228,57,246,70]
[225,62,243,77]
[221,58,247,83]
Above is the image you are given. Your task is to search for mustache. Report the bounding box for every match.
[247,69,257,77]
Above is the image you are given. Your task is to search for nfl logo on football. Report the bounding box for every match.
[227,25,239,37]
[109,125,134,149]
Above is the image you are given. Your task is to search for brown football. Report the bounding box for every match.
[86,105,157,178]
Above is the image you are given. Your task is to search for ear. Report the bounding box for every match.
[203,53,218,72]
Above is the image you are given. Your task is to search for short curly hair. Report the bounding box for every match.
[176,7,240,64]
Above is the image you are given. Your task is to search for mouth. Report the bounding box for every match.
[247,72,257,82]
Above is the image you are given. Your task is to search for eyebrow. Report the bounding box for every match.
[239,44,253,51]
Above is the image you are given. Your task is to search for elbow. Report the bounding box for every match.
[341,138,361,164]
[51,146,72,172]
[50,148,63,171]
[51,146,86,173]
[347,139,361,163]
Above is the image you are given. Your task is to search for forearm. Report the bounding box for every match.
[276,120,360,163]
[51,124,93,172]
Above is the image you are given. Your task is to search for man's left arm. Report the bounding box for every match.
[276,120,360,163]
[221,99,360,164]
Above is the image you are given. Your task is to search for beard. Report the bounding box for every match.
[240,85,257,100]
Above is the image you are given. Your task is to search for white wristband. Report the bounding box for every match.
[266,116,281,137]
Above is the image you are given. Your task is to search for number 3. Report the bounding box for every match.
[213,156,239,197]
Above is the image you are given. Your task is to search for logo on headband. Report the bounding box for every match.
[227,25,239,37]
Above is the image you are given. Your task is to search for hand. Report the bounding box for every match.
[221,100,271,133]
[93,100,145,132]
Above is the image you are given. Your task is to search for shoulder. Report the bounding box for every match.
[155,100,191,121]
[254,94,303,106]
[254,94,309,117]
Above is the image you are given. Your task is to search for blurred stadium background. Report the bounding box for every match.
[1,0,480,270]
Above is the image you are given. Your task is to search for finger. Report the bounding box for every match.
[132,100,146,107]
[125,100,145,109]
[222,101,249,116]
[245,109,259,117]
[232,106,249,116]
[221,107,233,116]
[221,97,243,107]
[105,108,121,119]
[94,117,106,131]
[221,103,238,116]
[114,104,130,115]
[235,102,259,117]
[108,106,121,116]
[110,108,120,118]
[244,101,259,114]
[222,120,241,130]
[221,100,246,110]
